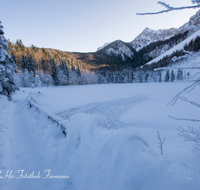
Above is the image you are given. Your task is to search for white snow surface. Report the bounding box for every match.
[0,82,200,190]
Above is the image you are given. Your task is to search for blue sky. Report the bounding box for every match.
[0,0,198,52]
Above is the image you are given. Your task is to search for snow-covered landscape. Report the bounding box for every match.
[0,82,200,190]
[1,1,200,190]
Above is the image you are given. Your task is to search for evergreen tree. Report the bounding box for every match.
[139,72,143,83]
[128,70,134,83]
[60,61,69,84]
[0,21,18,96]
[20,55,28,71]
[58,61,68,86]
[69,64,82,84]
[27,54,35,76]
[158,71,162,82]
[20,69,32,87]
[145,73,149,82]
[77,66,81,77]
[51,59,59,86]
[177,69,183,80]
[11,52,16,64]
[38,70,53,87]
[164,70,170,82]
[171,70,175,82]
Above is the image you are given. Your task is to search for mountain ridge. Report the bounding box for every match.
[97,10,200,59]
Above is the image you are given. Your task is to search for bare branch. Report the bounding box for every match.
[168,115,200,122]
[179,96,200,107]
[158,1,173,9]
[192,0,200,4]
[167,79,200,106]
[137,2,200,15]
[176,125,200,150]
[157,131,165,155]
[189,71,200,80]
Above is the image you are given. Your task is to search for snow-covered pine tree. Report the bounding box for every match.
[145,73,149,82]
[171,70,175,82]
[20,69,32,87]
[34,76,42,88]
[0,21,18,97]
[60,61,69,76]
[164,70,170,82]
[69,64,79,85]
[11,52,16,64]
[76,66,82,84]
[38,70,53,87]
[158,71,162,82]
[51,58,59,86]
[59,61,69,85]
[177,69,183,81]
[58,62,68,86]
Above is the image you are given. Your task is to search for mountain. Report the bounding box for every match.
[97,10,200,60]
[97,40,136,60]
[130,27,178,51]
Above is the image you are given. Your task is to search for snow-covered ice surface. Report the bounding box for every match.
[0,82,200,190]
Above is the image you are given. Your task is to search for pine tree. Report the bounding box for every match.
[77,66,81,77]
[0,21,18,97]
[60,61,69,84]
[164,70,170,82]
[58,61,68,86]
[20,69,32,87]
[69,64,81,84]
[11,52,16,64]
[158,71,162,82]
[139,72,143,83]
[51,59,59,86]
[27,54,35,76]
[177,69,183,81]
[145,73,149,82]
[171,70,175,82]
[20,55,28,71]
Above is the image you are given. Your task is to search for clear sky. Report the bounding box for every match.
[0,0,198,52]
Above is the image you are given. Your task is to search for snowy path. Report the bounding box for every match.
[9,99,56,190]
[0,96,64,190]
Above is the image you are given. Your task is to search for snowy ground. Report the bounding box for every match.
[0,82,200,190]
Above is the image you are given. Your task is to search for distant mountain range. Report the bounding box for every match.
[96,10,200,61]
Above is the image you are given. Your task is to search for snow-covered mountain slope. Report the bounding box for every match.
[96,10,200,60]
[97,40,135,60]
[144,30,200,66]
[130,27,178,52]
[97,42,112,51]
[179,9,200,35]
